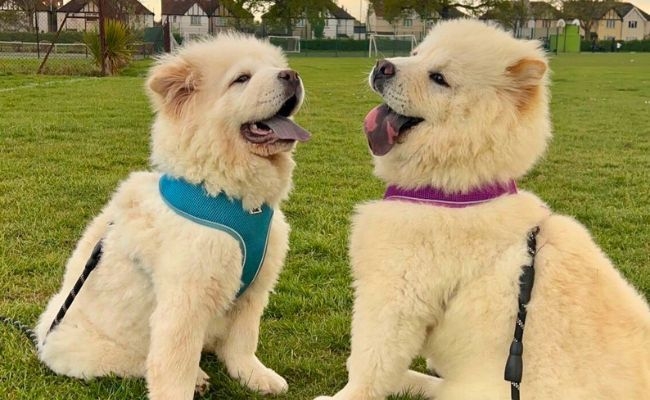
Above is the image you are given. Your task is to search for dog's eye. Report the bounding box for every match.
[429,72,449,87]
[233,74,250,84]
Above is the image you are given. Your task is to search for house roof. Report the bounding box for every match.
[58,0,153,15]
[597,2,650,20]
[262,0,356,20]
[160,0,252,18]
[371,2,466,20]
[327,3,354,19]
[34,0,63,11]
[529,1,560,19]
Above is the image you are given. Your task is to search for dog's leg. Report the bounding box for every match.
[315,284,439,400]
[195,368,210,396]
[146,270,223,400]
[215,291,288,395]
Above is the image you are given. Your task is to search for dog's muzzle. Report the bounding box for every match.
[371,59,396,94]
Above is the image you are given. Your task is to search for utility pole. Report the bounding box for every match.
[98,0,107,75]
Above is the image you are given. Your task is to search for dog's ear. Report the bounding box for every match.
[505,58,547,113]
[147,57,200,118]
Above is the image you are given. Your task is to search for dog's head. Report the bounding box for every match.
[146,34,310,207]
[364,20,551,193]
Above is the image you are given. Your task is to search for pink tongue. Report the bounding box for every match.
[261,116,311,142]
[363,104,401,156]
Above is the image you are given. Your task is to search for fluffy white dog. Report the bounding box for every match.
[316,20,650,400]
[36,34,309,399]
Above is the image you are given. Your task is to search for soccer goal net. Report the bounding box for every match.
[368,34,417,58]
[268,36,301,53]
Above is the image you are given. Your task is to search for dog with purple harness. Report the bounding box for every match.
[315,20,650,400]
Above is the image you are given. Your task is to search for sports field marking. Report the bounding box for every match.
[0,77,96,93]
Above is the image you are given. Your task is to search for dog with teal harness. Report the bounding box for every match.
[159,174,274,297]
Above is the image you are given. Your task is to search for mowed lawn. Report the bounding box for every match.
[1,53,649,399]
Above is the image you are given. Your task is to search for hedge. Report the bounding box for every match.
[0,31,84,43]
[0,30,147,44]
[581,39,650,52]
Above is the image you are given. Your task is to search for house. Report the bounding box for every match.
[367,4,466,41]
[56,0,154,32]
[480,2,564,40]
[35,0,63,32]
[526,1,563,40]
[323,3,355,38]
[0,0,54,31]
[262,1,356,39]
[594,2,649,40]
[161,0,254,41]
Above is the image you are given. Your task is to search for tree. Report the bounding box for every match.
[484,0,529,36]
[561,0,614,40]
[246,0,332,36]
[368,0,507,23]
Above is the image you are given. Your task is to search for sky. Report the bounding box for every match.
[140,0,650,22]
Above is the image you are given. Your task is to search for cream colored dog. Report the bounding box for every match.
[35,34,309,399]
[316,20,650,400]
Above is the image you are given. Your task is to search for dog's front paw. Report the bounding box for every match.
[241,366,288,395]
[195,368,210,396]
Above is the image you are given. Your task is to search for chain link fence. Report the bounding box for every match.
[0,7,156,76]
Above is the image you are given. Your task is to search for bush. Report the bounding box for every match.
[581,39,650,52]
[84,19,133,75]
[301,39,369,51]
[0,31,84,43]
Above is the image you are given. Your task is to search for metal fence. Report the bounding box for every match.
[0,8,155,75]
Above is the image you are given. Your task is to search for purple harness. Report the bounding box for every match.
[384,180,518,207]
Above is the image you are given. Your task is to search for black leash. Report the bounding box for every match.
[504,226,540,400]
[0,315,38,346]
[1,239,104,347]
[47,240,104,335]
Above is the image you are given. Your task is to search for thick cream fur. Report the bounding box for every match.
[371,20,551,193]
[36,35,303,400]
[316,20,650,400]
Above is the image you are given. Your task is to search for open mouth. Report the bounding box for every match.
[363,104,424,156]
[241,94,311,146]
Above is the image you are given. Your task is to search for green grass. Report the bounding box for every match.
[1,53,649,399]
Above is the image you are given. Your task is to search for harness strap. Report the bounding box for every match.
[47,240,104,336]
[504,226,540,400]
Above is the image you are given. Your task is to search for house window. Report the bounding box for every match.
[403,18,412,27]
[606,19,615,28]
[190,15,201,25]
[542,19,550,28]
[628,20,637,28]
[173,16,177,22]
[324,19,328,27]
[296,19,304,27]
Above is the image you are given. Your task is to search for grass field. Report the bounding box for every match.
[1,53,649,399]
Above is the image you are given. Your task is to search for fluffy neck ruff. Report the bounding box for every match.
[384,180,518,208]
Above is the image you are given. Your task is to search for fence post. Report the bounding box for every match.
[37,13,69,74]
[98,0,107,75]
[35,10,40,58]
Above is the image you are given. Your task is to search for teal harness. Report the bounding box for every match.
[159,175,274,297]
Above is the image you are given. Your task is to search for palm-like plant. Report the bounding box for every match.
[84,19,134,75]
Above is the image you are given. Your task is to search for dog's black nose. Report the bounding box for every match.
[278,70,299,84]
[372,59,395,93]
[376,59,395,77]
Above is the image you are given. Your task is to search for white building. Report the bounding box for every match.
[161,0,253,42]
[56,0,154,32]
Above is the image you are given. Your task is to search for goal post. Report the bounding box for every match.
[368,34,417,58]
[268,36,301,53]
